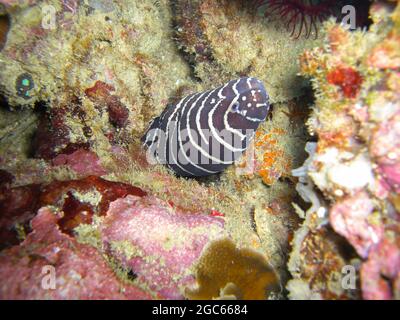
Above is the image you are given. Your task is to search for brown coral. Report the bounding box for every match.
[185,238,280,300]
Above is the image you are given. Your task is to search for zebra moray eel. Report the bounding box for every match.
[141,77,270,177]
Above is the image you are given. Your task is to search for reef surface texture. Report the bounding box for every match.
[289,0,400,300]
[0,0,399,300]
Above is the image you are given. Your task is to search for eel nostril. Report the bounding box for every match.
[232,101,240,112]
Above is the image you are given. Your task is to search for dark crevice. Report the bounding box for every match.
[0,13,10,51]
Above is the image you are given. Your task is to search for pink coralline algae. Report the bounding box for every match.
[329,191,383,259]
[37,176,147,236]
[0,207,151,299]
[370,112,400,194]
[101,195,227,299]
[361,230,400,300]
[0,177,230,299]
[52,149,107,177]
[0,175,147,247]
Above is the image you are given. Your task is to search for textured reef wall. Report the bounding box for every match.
[0,0,398,300]
[289,0,400,300]
[172,0,322,103]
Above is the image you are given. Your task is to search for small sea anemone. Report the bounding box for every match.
[254,0,339,39]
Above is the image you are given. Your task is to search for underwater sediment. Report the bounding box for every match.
[0,0,399,300]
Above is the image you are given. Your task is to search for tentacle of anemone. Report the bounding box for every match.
[254,0,338,39]
[288,10,302,38]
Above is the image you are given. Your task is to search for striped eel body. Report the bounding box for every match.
[141,77,270,177]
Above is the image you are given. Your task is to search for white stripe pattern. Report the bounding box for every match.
[141,77,270,177]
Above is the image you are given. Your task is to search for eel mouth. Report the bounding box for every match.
[245,114,267,122]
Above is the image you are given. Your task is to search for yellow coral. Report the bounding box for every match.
[185,238,280,300]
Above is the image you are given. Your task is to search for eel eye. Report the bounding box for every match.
[232,101,240,113]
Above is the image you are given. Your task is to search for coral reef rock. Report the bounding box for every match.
[289,1,400,300]
[185,238,281,300]
[0,207,151,299]
[100,194,228,299]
